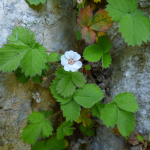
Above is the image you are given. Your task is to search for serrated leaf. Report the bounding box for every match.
[47,52,60,62]
[46,137,68,150]
[57,76,76,98]
[73,84,103,108]
[101,102,118,128]
[57,121,75,139]
[114,92,139,112]
[41,110,53,120]
[83,44,103,62]
[77,6,93,27]
[102,52,111,68]
[90,9,112,32]
[91,103,106,118]
[50,77,72,104]
[31,141,47,150]
[14,68,30,83]
[61,99,81,122]
[97,36,111,53]
[119,14,150,46]
[106,0,138,22]
[118,108,135,136]
[55,67,71,79]
[81,27,96,44]
[137,135,144,141]
[76,31,82,40]
[21,111,53,144]
[26,0,46,5]
[71,71,86,88]
[32,74,42,83]
[0,26,48,77]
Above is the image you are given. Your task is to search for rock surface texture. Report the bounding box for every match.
[0,0,76,149]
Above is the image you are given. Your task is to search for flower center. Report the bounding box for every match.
[68,59,75,65]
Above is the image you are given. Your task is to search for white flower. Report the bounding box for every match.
[61,50,82,72]
[32,92,41,103]
[77,0,83,4]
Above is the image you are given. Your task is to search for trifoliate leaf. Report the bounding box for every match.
[21,111,53,144]
[83,44,103,62]
[57,121,75,139]
[73,84,103,108]
[41,110,53,121]
[50,77,72,104]
[0,26,48,77]
[102,52,112,68]
[46,137,68,150]
[55,67,71,79]
[14,68,30,84]
[101,102,118,128]
[26,0,46,5]
[57,76,76,98]
[106,0,138,22]
[97,36,111,53]
[31,141,47,150]
[90,9,112,32]
[80,121,94,136]
[76,31,82,40]
[61,99,81,122]
[118,108,135,136]
[81,27,96,44]
[71,71,86,88]
[114,92,139,112]
[47,52,60,62]
[91,103,106,118]
[119,14,150,46]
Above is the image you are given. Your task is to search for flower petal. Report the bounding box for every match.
[73,52,81,61]
[72,61,82,70]
[65,50,74,59]
[70,67,78,72]
[61,55,68,66]
[64,64,72,71]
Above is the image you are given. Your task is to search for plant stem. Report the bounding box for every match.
[110,32,119,42]
[46,110,62,119]
[88,73,113,102]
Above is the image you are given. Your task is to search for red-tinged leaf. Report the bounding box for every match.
[77,6,93,28]
[81,27,96,44]
[90,9,113,32]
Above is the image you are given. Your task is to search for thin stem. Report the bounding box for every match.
[88,73,113,102]
[46,110,62,119]
[110,32,119,43]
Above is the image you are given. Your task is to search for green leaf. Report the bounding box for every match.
[73,84,103,108]
[32,74,42,83]
[114,92,139,112]
[26,0,46,5]
[46,137,68,150]
[102,52,112,68]
[55,67,71,79]
[91,103,106,118]
[97,36,111,53]
[137,135,144,141]
[101,102,118,128]
[32,141,47,150]
[76,31,82,40]
[57,121,75,139]
[61,99,81,122]
[47,52,60,62]
[14,68,30,83]
[0,26,48,77]
[21,111,53,144]
[71,71,86,88]
[57,76,76,98]
[80,121,94,136]
[50,77,72,104]
[83,44,103,62]
[41,110,53,121]
[85,65,91,70]
[119,14,150,46]
[106,0,138,22]
[118,109,135,136]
